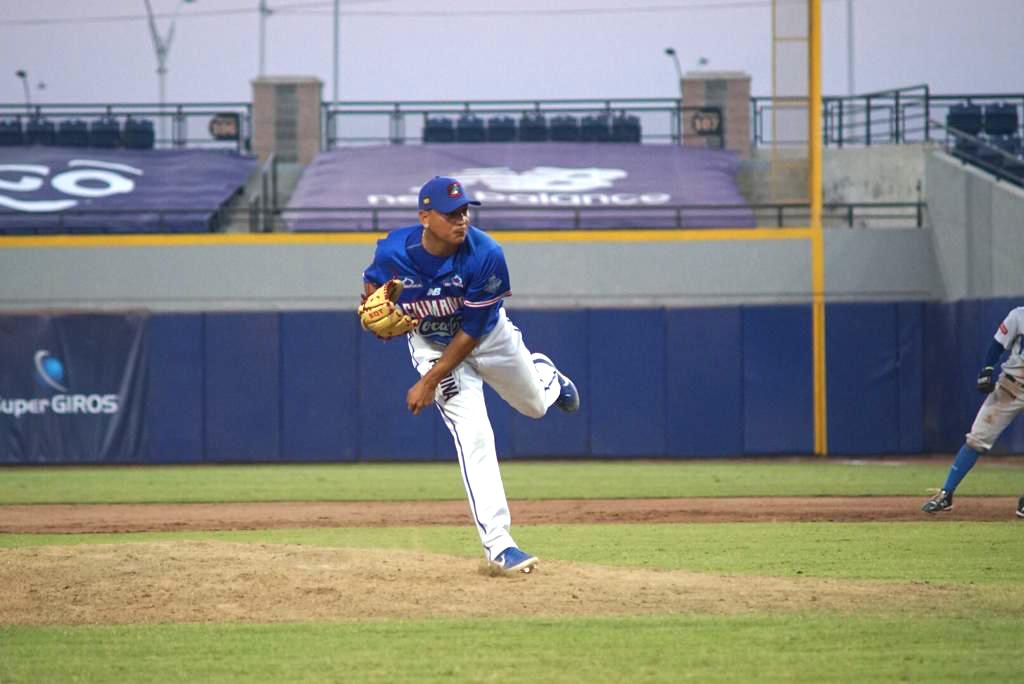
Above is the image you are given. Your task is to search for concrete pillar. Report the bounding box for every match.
[251,76,323,164]
[681,71,751,158]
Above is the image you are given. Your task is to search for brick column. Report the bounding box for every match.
[251,76,323,164]
[681,71,751,159]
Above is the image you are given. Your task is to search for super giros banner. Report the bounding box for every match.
[0,314,148,463]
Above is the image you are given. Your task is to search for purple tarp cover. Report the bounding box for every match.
[286,143,755,230]
[0,148,258,233]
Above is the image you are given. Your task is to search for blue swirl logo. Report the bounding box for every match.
[34,350,69,392]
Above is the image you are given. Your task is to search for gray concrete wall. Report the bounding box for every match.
[0,229,936,312]
[11,144,1024,312]
[926,150,1024,300]
[737,143,929,206]
[823,144,930,204]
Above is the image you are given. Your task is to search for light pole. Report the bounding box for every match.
[15,70,32,115]
[333,0,340,105]
[846,0,855,95]
[664,47,683,101]
[259,0,272,76]
[144,0,196,146]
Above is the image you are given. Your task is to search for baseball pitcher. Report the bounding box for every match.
[359,176,581,573]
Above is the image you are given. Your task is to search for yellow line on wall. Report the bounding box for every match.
[0,226,813,249]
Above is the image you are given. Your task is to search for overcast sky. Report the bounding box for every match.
[1,0,1021,106]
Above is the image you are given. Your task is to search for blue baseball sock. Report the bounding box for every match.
[942,444,980,494]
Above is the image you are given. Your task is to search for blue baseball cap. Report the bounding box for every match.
[418,176,481,213]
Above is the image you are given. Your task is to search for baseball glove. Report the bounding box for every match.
[977,366,996,394]
[358,279,419,339]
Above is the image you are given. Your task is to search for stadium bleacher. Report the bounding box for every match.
[419,112,643,145]
[25,117,56,145]
[284,142,755,230]
[945,101,1024,185]
[0,147,258,234]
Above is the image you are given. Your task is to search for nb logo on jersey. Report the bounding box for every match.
[427,287,441,296]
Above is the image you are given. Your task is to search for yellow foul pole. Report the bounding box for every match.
[809,0,827,455]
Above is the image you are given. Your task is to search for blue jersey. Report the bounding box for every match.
[362,224,511,344]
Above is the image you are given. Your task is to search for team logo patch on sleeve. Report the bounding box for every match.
[483,274,503,294]
[1000,322,1009,335]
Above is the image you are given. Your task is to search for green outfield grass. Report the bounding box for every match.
[1,615,1019,684]
[2,460,1022,682]
[1,459,1022,504]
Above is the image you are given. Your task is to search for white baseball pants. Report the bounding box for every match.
[965,373,1024,452]
[407,308,562,561]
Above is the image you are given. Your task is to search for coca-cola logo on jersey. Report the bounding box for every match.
[0,159,142,213]
[418,318,462,338]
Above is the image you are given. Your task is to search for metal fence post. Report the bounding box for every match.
[894,91,901,143]
[838,99,844,148]
[865,96,872,146]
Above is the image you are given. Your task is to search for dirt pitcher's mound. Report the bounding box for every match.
[0,497,1019,534]
[0,541,995,626]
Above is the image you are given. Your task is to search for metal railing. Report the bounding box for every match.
[249,153,279,233]
[321,97,695,147]
[3,90,1020,152]
[0,201,925,236]
[0,102,252,153]
[752,86,1024,147]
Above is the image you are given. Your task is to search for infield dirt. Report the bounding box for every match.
[2,496,1019,625]
[0,496,1017,534]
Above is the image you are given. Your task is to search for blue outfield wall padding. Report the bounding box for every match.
[358,334,436,461]
[665,307,743,457]
[280,312,360,462]
[897,302,925,453]
[146,314,204,463]
[589,309,666,456]
[923,301,961,452]
[826,303,900,454]
[203,313,281,462]
[503,309,590,458]
[742,305,813,454]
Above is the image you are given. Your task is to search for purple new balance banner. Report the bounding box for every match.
[286,143,754,230]
[0,148,258,233]
[0,314,148,463]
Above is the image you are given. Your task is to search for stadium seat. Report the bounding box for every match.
[580,114,612,142]
[1003,156,1024,185]
[57,119,90,147]
[549,115,580,142]
[0,119,23,146]
[422,117,455,143]
[989,134,1022,157]
[612,113,642,143]
[25,117,56,145]
[122,117,155,149]
[486,116,517,142]
[952,137,979,161]
[455,114,486,142]
[946,103,983,136]
[518,112,547,142]
[89,117,121,148]
[975,145,1005,170]
[983,103,1019,137]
